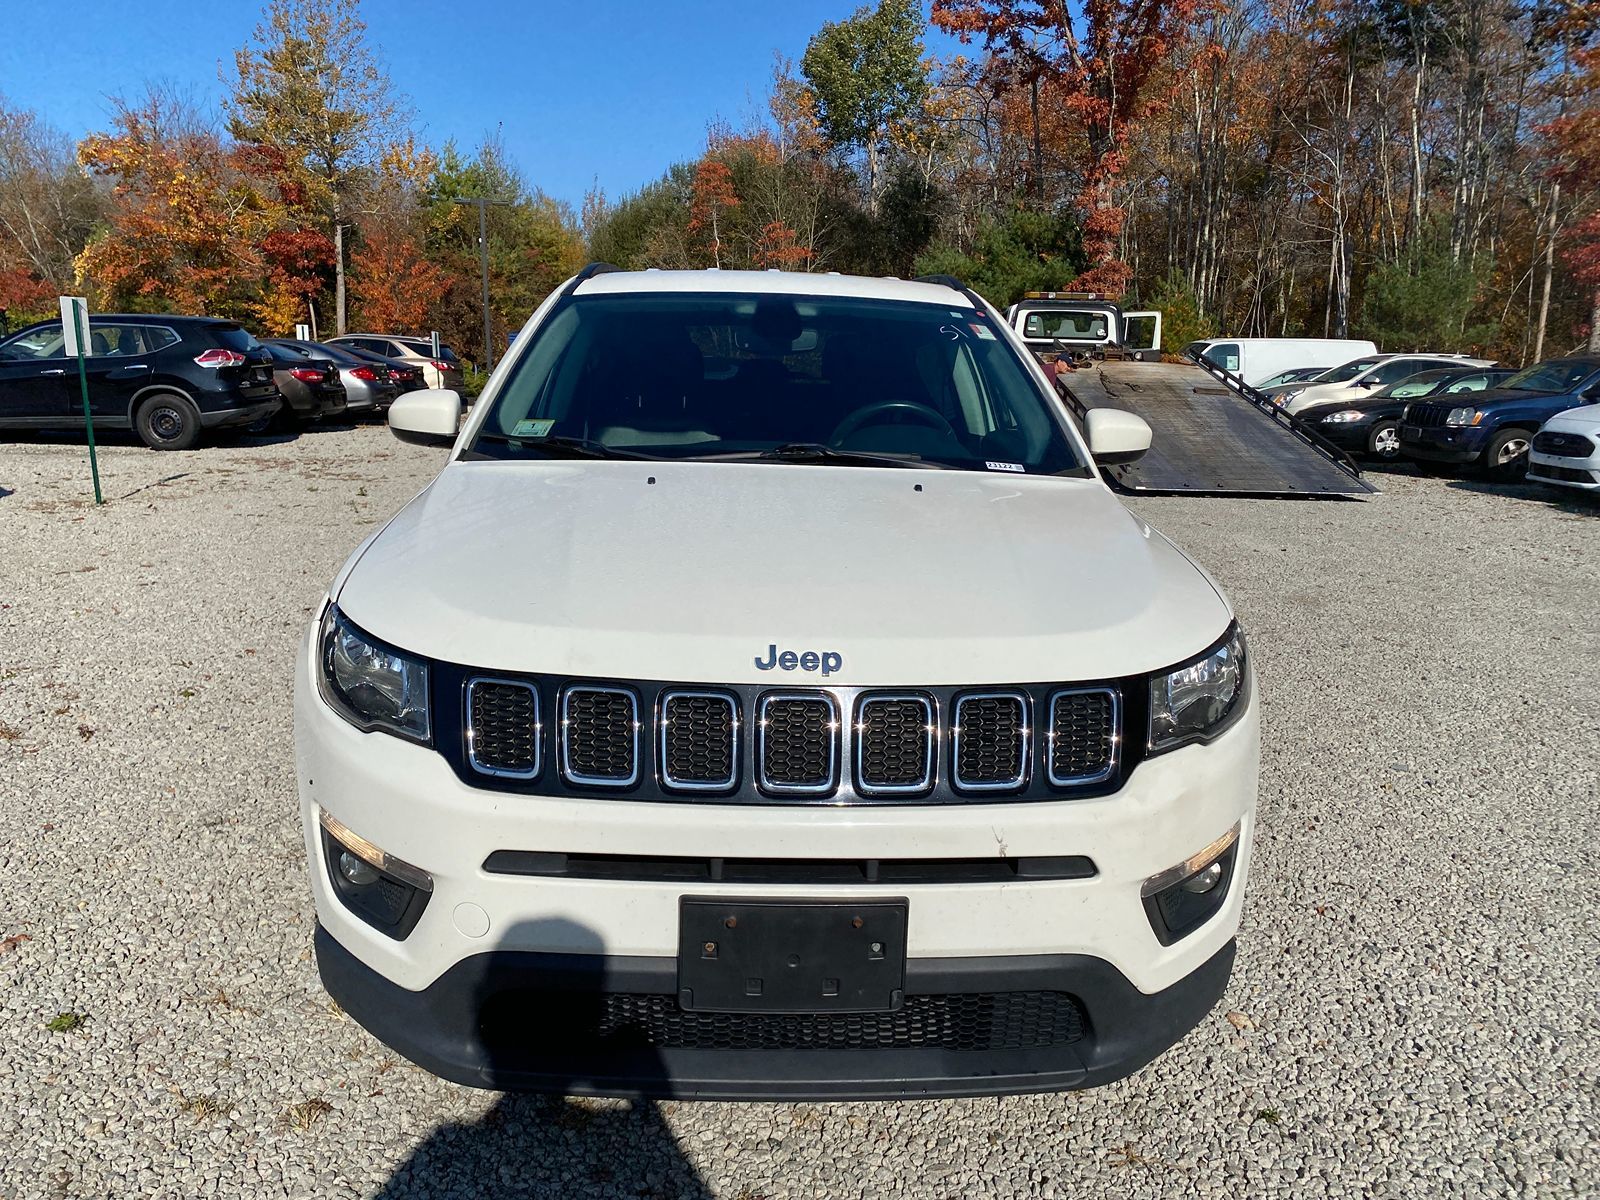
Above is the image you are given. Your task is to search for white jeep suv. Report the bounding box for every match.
[295,267,1259,1099]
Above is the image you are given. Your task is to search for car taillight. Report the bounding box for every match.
[350,366,378,381]
[429,360,450,372]
[194,348,248,368]
[288,367,324,383]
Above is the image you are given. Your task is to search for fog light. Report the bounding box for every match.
[1181,861,1224,894]
[339,851,379,887]
[1142,823,1240,945]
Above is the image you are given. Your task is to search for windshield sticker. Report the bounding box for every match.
[985,460,1025,473]
[969,323,996,340]
[512,418,555,438]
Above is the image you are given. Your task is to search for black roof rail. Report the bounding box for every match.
[913,273,989,309]
[561,262,625,297]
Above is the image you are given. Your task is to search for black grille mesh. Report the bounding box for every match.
[955,696,1026,786]
[858,698,932,790]
[1049,691,1116,783]
[760,697,834,790]
[579,991,1086,1051]
[1405,403,1448,429]
[468,681,539,775]
[1532,430,1595,457]
[563,688,637,783]
[662,693,736,786]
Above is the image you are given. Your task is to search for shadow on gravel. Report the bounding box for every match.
[1445,477,1600,513]
[0,485,11,499]
[363,916,711,1199]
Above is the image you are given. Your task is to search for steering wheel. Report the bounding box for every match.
[830,401,958,445]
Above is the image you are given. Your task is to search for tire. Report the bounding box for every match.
[1367,420,1401,461]
[134,393,202,451]
[1481,427,1531,482]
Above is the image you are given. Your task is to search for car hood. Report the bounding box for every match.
[334,460,1232,685]
[1540,404,1600,433]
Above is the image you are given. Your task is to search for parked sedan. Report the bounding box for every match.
[1527,405,1600,493]
[1400,356,1600,480]
[1256,366,1329,390]
[1274,353,1496,414]
[334,344,427,395]
[266,339,399,413]
[1298,367,1515,461]
[265,342,347,425]
[328,334,465,391]
[0,314,280,450]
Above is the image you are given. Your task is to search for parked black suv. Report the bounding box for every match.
[0,314,280,450]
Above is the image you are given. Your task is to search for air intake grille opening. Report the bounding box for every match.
[759,695,836,794]
[660,691,737,789]
[1048,689,1117,785]
[561,687,639,786]
[857,695,933,793]
[467,680,540,778]
[953,694,1027,790]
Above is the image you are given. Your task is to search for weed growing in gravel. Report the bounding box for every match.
[46,1012,84,1032]
[1256,1108,1283,1126]
[0,722,21,741]
[1107,1142,1150,1168]
[283,1098,333,1130]
[178,1093,232,1124]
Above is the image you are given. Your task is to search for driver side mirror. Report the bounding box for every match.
[388,388,461,447]
[1085,408,1152,467]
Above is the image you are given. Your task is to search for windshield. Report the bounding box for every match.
[1020,309,1109,342]
[399,338,459,361]
[1315,357,1381,384]
[1502,359,1598,394]
[213,324,262,352]
[1376,370,1453,399]
[471,292,1087,475]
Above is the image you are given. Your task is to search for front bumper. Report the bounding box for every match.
[315,922,1236,1099]
[1399,423,1485,463]
[1527,452,1600,491]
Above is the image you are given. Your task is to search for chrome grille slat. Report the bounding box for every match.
[560,686,639,786]
[856,694,934,794]
[659,690,738,790]
[758,693,838,795]
[1047,688,1118,786]
[465,678,541,779]
[952,693,1029,791]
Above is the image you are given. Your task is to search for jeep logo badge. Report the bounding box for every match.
[754,644,843,677]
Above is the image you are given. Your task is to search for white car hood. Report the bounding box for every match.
[334,460,1231,685]
[1541,405,1600,435]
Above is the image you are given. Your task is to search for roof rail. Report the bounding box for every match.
[913,273,988,309]
[561,262,624,297]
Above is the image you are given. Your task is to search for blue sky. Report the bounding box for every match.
[1,0,967,210]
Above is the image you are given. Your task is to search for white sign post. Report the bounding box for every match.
[60,296,102,505]
[294,323,312,341]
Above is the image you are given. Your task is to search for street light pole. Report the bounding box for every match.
[452,196,511,373]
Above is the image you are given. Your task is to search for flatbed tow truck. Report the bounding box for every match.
[1005,291,1374,498]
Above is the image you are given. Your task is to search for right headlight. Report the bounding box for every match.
[317,605,432,743]
[1444,407,1484,427]
[1148,625,1248,753]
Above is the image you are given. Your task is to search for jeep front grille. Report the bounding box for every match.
[758,694,838,795]
[659,691,738,790]
[560,686,639,786]
[952,693,1029,791]
[1047,688,1118,785]
[855,695,934,794]
[466,679,541,778]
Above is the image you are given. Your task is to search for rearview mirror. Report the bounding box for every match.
[1085,408,1152,466]
[388,388,461,446]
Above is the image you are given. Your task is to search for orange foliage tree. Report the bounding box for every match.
[687,159,739,267]
[350,229,452,331]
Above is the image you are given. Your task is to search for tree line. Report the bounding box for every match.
[2,0,1597,365]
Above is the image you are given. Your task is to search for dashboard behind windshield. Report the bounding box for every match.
[471,292,1087,475]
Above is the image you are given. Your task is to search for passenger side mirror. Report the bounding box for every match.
[1085,408,1152,467]
[388,388,461,446]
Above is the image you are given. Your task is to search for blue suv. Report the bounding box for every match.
[1400,356,1600,480]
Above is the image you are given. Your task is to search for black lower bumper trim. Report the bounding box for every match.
[315,925,1235,1100]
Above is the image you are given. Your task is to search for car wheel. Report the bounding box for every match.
[1482,428,1531,481]
[135,393,202,451]
[1367,420,1401,460]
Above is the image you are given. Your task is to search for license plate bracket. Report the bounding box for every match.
[677,897,907,1013]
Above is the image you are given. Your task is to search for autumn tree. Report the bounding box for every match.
[227,0,403,333]
[0,97,102,313]
[802,0,930,209]
[687,159,739,267]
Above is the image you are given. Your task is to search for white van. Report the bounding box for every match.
[1186,338,1378,388]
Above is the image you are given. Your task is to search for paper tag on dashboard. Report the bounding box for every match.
[985,460,1025,473]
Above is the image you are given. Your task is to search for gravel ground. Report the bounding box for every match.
[1,423,1596,1200]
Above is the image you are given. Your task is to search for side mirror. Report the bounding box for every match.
[388,388,461,446]
[1085,408,1152,467]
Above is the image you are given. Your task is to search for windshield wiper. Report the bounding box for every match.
[691,443,952,469]
[475,433,656,460]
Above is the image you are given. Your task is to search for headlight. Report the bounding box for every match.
[1149,625,1248,753]
[318,605,431,742]
[1444,407,1483,427]
[1320,410,1363,423]
[1281,389,1304,403]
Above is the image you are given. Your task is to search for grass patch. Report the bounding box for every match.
[46,1011,85,1032]
[283,1097,333,1130]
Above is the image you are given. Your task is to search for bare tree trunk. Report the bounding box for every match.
[1533,180,1558,362]
[334,217,347,335]
[1590,288,1600,354]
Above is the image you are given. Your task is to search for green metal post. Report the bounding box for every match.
[70,301,103,505]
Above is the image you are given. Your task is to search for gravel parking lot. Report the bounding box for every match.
[1,423,1596,1200]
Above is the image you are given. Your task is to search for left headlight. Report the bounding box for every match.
[317,605,431,743]
[1148,625,1248,753]
[1444,407,1484,427]
[1319,410,1363,423]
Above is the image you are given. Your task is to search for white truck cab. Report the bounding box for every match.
[1004,291,1162,364]
[296,268,1258,1099]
